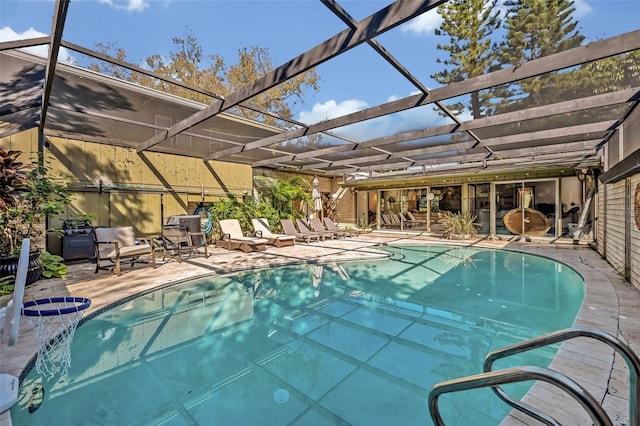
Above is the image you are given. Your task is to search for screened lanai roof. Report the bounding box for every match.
[1,0,639,184]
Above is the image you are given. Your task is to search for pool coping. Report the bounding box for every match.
[1,233,638,424]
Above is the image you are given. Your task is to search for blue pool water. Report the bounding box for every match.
[13,245,585,425]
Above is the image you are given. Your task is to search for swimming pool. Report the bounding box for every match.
[12,244,585,425]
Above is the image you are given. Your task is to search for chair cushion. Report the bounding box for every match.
[95,226,136,247]
[95,227,151,259]
[99,243,152,260]
[234,236,268,245]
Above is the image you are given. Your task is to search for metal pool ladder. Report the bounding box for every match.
[428,326,640,426]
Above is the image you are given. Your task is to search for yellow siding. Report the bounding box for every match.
[2,130,252,239]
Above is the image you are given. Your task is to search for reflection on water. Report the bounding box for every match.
[13,245,584,425]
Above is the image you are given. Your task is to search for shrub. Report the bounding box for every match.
[440,211,478,239]
[40,251,67,279]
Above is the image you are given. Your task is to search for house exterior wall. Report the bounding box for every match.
[1,129,253,248]
[630,174,640,291]
[600,174,640,292]
[602,180,626,275]
[597,104,640,291]
[596,181,605,256]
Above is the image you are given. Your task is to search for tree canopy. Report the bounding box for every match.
[90,30,319,126]
[431,0,501,118]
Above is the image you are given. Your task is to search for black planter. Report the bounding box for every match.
[0,252,43,286]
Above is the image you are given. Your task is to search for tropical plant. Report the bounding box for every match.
[0,149,29,211]
[254,175,311,218]
[439,211,479,239]
[0,150,73,256]
[208,176,315,239]
[40,251,68,279]
[208,195,257,239]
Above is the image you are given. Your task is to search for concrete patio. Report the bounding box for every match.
[1,232,638,425]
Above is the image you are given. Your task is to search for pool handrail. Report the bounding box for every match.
[483,326,639,426]
[428,325,639,425]
[428,365,612,426]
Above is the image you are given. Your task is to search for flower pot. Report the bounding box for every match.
[0,252,43,286]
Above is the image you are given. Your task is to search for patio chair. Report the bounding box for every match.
[310,217,347,239]
[251,218,296,247]
[280,219,323,243]
[94,226,156,275]
[296,218,335,240]
[217,219,268,253]
[161,225,208,262]
[324,217,359,237]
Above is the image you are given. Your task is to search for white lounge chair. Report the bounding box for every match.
[251,218,295,247]
[217,219,268,253]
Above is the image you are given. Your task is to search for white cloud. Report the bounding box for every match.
[298,99,369,124]
[297,95,450,141]
[573,0,594,18]
[0,26,75,63]
[98,0,150,13]
[400,9,442,35]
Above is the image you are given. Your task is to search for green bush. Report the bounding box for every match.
[40,251,67,279]
[208,176,314,239]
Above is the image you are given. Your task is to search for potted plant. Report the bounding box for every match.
[0,149,72,285]
[439,211,479,240]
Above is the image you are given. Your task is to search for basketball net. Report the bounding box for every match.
[23,298,90,378]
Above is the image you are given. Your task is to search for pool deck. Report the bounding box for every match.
[1,232,639,425]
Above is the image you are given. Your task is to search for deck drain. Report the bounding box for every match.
[273,389,290,403]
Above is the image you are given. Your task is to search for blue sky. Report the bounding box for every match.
[1,0,639,140]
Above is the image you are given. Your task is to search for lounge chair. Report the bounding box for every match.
[324,217,359,237]
[310,217,347,239]
[381,213,401,228]
[296,218,334,240]
[251,218,295,247]
[405,211,427,227]
[390,212,405,226]
[280,219,322,243]
[94,226,156,275]
[217,219,268,253]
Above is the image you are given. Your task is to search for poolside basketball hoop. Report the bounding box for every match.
[22,296,91,378]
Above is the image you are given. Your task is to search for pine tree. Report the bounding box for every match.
[431,0,502,118]
[498,0,585,110]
